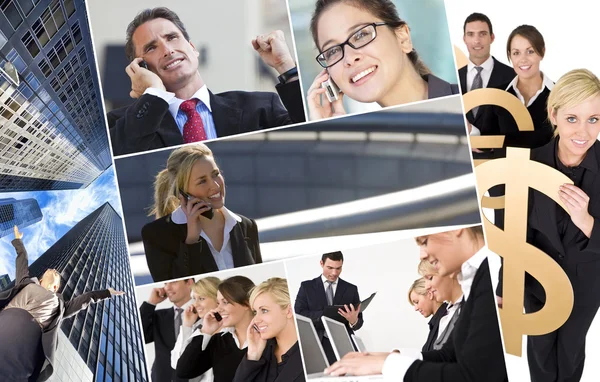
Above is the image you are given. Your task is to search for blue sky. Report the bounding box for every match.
[0,166,123,280]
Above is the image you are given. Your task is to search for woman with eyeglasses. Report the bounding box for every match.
[306,0,458,120]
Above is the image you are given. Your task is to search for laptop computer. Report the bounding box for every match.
[322,316,358,359]
[351,334,367,353]
[295,314,383,381]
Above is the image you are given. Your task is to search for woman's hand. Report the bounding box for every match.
[180,195,212,244]
[246,317,268,361]
[325,351,389,376]
[307,69,346,121]
[182,305,198,328]
[201,309,224,335]
[559,184,594,238]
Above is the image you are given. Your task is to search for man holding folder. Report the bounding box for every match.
[294,251,363,364]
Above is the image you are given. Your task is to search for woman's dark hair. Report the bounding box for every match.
[218,276,255,307]
[310,0,430,76]
[506,25,545,62]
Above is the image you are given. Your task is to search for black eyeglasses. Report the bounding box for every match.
[316,22,388,68]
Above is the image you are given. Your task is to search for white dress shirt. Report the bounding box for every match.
[466,55,494,92]
[321,275,338,296]
[170,316,214,382]
[381,246,489,380]
[505,72,554,107]
[437,295,463,340]
[171,206,242,271]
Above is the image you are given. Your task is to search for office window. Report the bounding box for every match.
[1,1,23,30]
[64,0,75,17]
[21,32,40,58]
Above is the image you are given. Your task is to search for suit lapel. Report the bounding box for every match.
[488,58,510,89]
[230,223,255,267]
[164,308,176,348]
[174,219,218,271]
[459,67,467,95]
[314,277,327,308]
[210,91,243,138]
[274,343,303,382]
[157,114,184,146]
[333,279,347,305]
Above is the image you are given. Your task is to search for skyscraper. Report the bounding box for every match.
[0,0,112,192]
[0,197,43,238]
[0,273,10,289]
[27,202,148,382]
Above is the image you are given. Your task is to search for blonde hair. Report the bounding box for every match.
[407,277,427,306]
[192,277,220,300]
[415,226,484,246]
[417,259,437,277]
[150,144,215,218]
[42,269,61,288]
[547,69,600,136]
[249,277,291,311]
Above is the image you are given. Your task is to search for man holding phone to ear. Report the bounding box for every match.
[140,279,194,382]
[294,251,364,364]
[108,7,306,156]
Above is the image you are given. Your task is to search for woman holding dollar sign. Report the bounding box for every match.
[501,68,600,382]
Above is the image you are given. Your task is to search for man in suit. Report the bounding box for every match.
[0,226,124,381]
[295,251,363,364]
[108,7,305,156]
[140,278,194,382]
[458,12,515,156]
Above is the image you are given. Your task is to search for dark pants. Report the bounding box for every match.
[0,308,45,382]
[525,288,599,382]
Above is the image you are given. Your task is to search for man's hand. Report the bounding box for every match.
[108,287,125,296]
[126,58,166,98]
[148,287,168,305]
[252,30,296,76]
[13,225,23,240]
[338,303,360,326]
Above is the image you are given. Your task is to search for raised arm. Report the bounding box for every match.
[12,226,30,284]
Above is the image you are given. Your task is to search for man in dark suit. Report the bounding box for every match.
[140,278,194,382]
[108,7,305,156]
[458,12,515,154]
[0,226,123,381]
[294,251,363,364]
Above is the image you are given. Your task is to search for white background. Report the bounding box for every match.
[447,2,600,380]
[135,261,287,368]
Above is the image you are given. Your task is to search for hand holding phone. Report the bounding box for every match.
[321,78,340,103]
[126,57,165,98]
[214,312,223,321]
[307,69,347,121]
[179,188,214,219]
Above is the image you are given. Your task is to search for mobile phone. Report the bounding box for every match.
[179,188,214,219]
[214,312,222,322]
[253,324,260,332]
[321,78,340,103]
[139,60,149,70]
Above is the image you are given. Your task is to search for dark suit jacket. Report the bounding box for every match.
[405,258,508,382]
[233,339,305,382]
[497,138,600,300]
[421,302,448,352]
[141,213,262,282]
[458,57,515,134]
[294,276,363,340]
[425,74,459,99]
[139,301,189,382]
[0,239,111,382]
[108,81,305,156]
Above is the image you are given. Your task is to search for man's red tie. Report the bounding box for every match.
[180,99,207,143]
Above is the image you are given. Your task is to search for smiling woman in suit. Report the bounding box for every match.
[497,69,600,382]
[233,278,305,382]
[323,226,508,382]
[141,144,262,282]
[306,0,458,120]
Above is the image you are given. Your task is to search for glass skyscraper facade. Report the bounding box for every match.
[0,197,42,238]
[27,202,148,382]
[0,0,112,192]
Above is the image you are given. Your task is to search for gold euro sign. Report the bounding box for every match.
[475,147,575,357]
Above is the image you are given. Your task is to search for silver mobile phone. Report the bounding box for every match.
[321,78,340,103]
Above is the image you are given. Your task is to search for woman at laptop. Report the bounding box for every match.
[233,278,305,381]
[418,259,463,351]
[176,276,255,382]
[324,226,508,381]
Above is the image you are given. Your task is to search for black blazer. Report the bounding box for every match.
[294,276,364,340]
[141,213,262,282]
[405,258,508,382]
[108,81,305,156]
[177,331,247,382]
[425,74,460,99]
[421,302,448,352]
[497,138,600,300]
[139,302,188,382]
[458,58,515,138]
[0,239,111,382]
[233,339,305,382]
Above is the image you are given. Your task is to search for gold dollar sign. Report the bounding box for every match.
[475,147,575,357]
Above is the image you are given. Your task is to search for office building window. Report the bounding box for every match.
[21,32,40,58]
[1,1,23,30]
